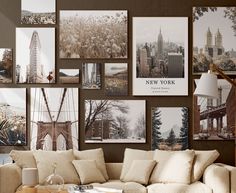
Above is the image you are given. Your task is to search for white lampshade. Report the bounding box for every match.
[22,168,38,187]
[194,71,219,99]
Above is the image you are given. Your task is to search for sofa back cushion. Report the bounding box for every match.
[9,150,36,168]
[120,148,154,181]
[33,149,79,184]
[73,148,109,180]
[150,150,195,184]
[192,150,219,182]
[105,163,123,180]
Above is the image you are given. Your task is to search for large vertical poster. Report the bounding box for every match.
[132,17,188,96]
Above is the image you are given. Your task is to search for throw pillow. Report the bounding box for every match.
[120,148,154,180]
[73,148,109,180]
[191,150,219,182]
[150,150,195,184]
[9,150,36,168]
[123,160,156,185]
[72,160,106,184]
[33,149,79,184]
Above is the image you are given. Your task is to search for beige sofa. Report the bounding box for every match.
[0,148,235,193]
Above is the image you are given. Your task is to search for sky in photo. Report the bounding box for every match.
[133,17,187,45]
[105,63,127,76]
[193,7,236,51]
[16,28,55,82]
[22,0,55,13]
[0,48,11,61]
[60,69,79,76]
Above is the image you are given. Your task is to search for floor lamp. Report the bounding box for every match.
[194,63,236,166]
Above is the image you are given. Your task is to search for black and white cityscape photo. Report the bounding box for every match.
[16,28,55,84]
[0,88,26,146]
[60,10,128,58]
[30,88,79,150]
[0,48,13,83]
[133,17,188,95]
[152,107,188,150]
[82,63,101,89]
[85,100,146,143]
[21,0,56,24]
[193,7,236,74]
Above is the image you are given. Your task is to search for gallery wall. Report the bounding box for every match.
[0,0,235,165]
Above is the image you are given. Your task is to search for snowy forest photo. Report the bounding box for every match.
[85,100,146,143]
[152,107,188,150]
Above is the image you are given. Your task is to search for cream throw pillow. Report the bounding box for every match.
[120,148,154,180]
[150,150,195,184]
[73,148,108,180]
[10,150,36,168]
[191,150,219,182]
[123,160,156,185]
[72,160,106,184]
[33,149,79,184]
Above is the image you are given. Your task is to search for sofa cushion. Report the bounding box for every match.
[147,181,212,193]
[9,150,36,168]
[91,180,146,193]
[150,150,195,184]
[72,160,106,184]
[33,149,79,184]
[74,148,109,180]
[123,160,156,185]
[120,148,153,180]
[192,150,219,182]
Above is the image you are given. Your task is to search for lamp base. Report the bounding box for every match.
[22,186,37,193]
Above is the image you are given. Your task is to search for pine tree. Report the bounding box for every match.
[167,128,176,148]
[179,107,188,150]
[152,108,162,150]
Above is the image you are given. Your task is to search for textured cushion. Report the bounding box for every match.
[192,150,219,182]
[147,181,212,193]
[123,160,156,185]
[74,148,109,180]
[150,150,195,184]
[72,160,106,184]
[120,148,153,180]
[9,150,36,168]
[91,180,146,193]
[33,150,79,184]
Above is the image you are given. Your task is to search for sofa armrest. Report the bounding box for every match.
[0,163,22,193]
[203,164,230,193]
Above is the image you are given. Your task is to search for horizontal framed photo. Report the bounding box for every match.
[59,69,80,84]
[0,88,26,146]
[133,17,188,96]
[0,48,13,83]
[85,100,146,143]
[60,10,128,59]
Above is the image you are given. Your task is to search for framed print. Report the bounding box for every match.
[59,69,80,84]
[193,79,235,140]
[85,100,146,143]
[59,10,128,59]
[132,17,188,95]
[0,48,13,83]
[105,63,128,96]
[152,107,188,150]
[16,28,55,84]
[193,7,236,74]
[0,88,26,146]
[21,0,56,24]
[82,63,101,89]
[30,88,79,150]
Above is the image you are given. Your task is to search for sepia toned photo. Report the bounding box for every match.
[133,17,188,95]
[85,100,146,143]
[105,63,128,96]
[193,79,235,140]
[152,107,188,150]
[0,88,26,146]
[0,48,13,83]
[59,69,80,84]
[193,7,236,74]
[21,0,56,24]
[60,10,128,59]
[16,28,55,84]
[30,88,79,150]
[82,63,101,89]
